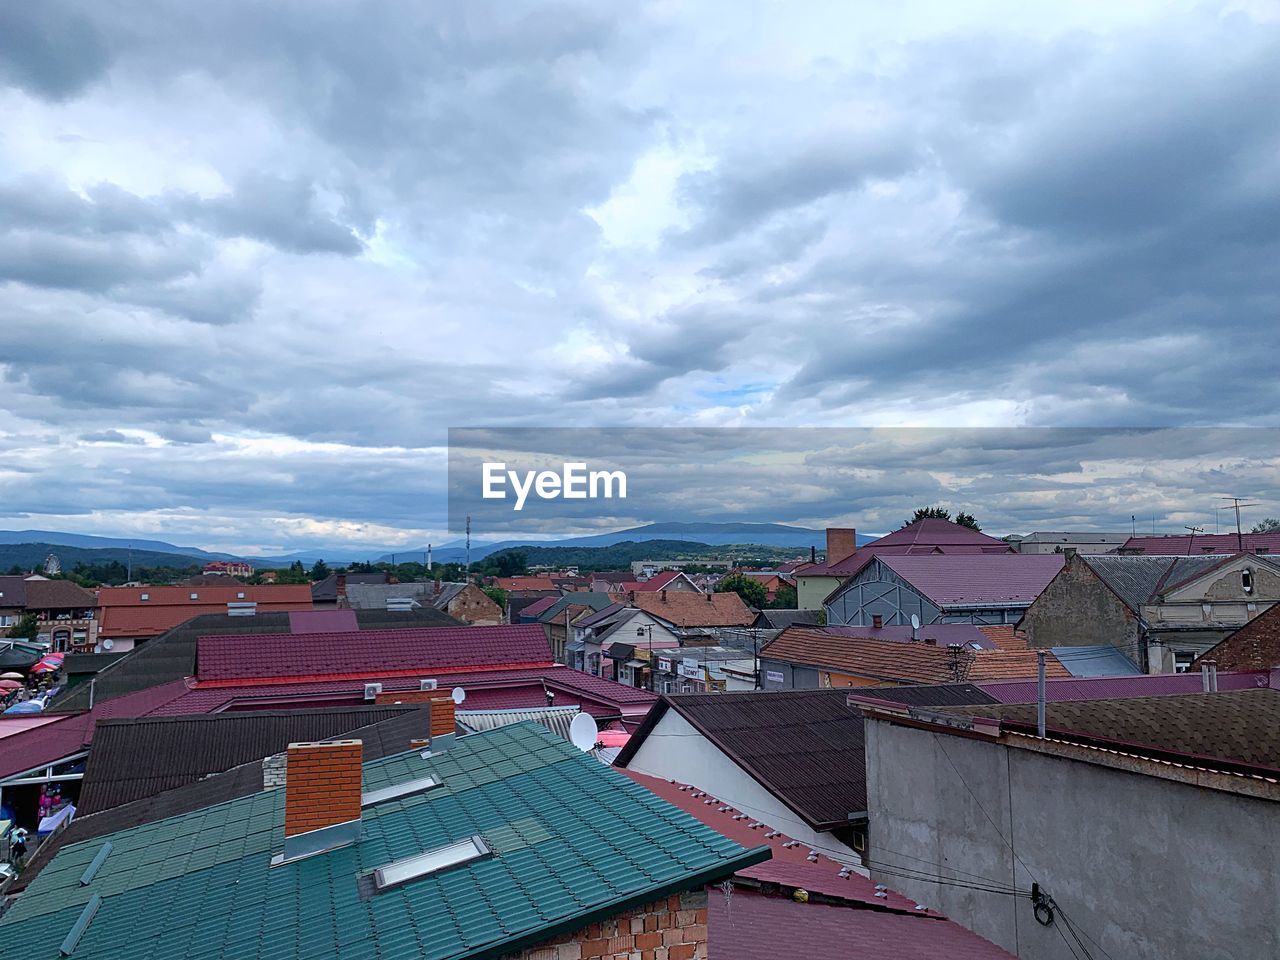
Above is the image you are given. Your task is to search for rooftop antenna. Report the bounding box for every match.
[569,712,600,752]
[1220,498,1259,552]
[450,686,466,705]
[910,613,920,642]
[1183,525,1204,553]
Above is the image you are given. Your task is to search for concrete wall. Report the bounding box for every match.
[624,710,858,862]
[1020,555,1141,660]
[797,575,841,611]
[863,718,1280,960]
[757,656,822,690]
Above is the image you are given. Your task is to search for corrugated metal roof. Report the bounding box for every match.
[77,705,425,814]
[1050,645,1144,677]
[455,705,579,739]
[1081,554,1232,612]
[1,723,767,959]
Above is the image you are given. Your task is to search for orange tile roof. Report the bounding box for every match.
[762,626,1068,684]
[627,591,755,628]
[95,585,314,639]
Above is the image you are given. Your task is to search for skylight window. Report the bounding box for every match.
[361,776,440,808]
[373,836,490,892]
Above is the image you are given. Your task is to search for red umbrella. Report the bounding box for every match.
[31,654,63,674]
[0,679,21,690]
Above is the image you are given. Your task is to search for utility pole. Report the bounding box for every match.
[465,516,472,578]
[1220,498,1259,552]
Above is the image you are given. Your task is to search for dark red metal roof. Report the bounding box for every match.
[875,554,1064,604]
[195,624,553,682]
[711,890,1017,960]
[1120,532,1280,555]
[800,519,1014,576]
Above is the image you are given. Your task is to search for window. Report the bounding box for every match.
[372,836,490,892]
[1242,569,1254,594]
[1174,651,1196,673]
[618,665,633,685]
[237,592,246,599]
[190,592,199,600]
[140,593,149,601]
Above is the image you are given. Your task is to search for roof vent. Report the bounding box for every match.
[371,836,491,893]
[79,841,113,886]
[59,895,103,956]
[364,683,383,701]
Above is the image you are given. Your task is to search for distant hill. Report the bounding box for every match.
[484,539,811,572]
[0,530,232,561]
[0,542,206,575]
[381,521,850,564]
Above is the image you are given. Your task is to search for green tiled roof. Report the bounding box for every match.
[2,723,768,960]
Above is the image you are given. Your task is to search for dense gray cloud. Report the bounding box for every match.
[0,1,1277,554]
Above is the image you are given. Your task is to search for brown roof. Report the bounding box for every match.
[94,584,314,638]
[942,689,1280,774]
[628,590,755,628]
[1192,604,1280,671]
[762,626,1069,684]
[16,578,98,610]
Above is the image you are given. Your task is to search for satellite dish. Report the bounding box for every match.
[101,638,114,651]
[451,686,466,705]
[910,614,921,631]
[569,712,599,753]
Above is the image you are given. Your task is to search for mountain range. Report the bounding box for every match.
[0,522,857,568]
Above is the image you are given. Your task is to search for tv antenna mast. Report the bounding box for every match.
[1220,498,1259,552]
[1183,525,1203,552]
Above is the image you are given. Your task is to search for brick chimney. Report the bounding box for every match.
[871,614,883,629]
[276,740,363,863]
[336,573,347,605]
[660,590,667,602]
[826,528,858,566]
[429,696,457,751]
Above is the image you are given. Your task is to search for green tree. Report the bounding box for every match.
[482,586,508,609]
[954,511,981,531]
[768,583,798,609]
[9,613,38,640]
[309,559,330,581]
[715,574,767,609]
[1251,518,1280,533]
[904,506,951,527]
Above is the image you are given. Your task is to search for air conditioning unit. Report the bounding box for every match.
[419,679,438,691]
[363,683,383,701]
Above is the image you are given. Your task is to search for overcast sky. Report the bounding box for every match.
[1,1,1278,553]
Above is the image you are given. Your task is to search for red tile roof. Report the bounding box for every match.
[763,627,1070,684]
[196,624,552,683]
[873,554,1064,605]
[628,591,755,628]
[491,576,557,591]
[95,585,314,639]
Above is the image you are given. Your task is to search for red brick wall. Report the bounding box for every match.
[284,740,362,837]
[1194,604,1280,670]
[511,889,709,960]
